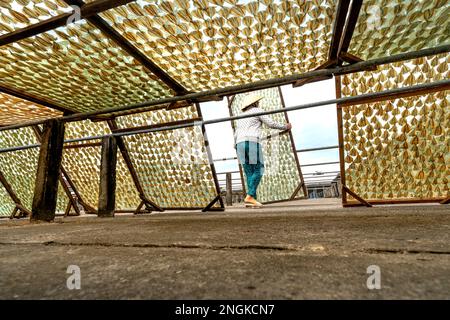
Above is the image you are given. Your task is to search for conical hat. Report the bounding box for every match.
[241,93,263,110]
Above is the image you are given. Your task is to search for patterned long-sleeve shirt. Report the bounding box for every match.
[234,107,288,144]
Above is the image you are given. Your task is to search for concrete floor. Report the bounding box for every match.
[0,198,449,299]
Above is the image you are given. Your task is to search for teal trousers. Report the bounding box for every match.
[236,141,264,199]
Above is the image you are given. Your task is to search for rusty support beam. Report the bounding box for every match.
[340,81,450,107]
[278,87,308,198]
[335,75,347,204]
[31,119,65,222]
[97,136,117,217]
[345,198,445,207]
[1,44,448,132]
[0,170,22,205]
[293,59,337,88]
[141,196,164,212]
[195,103,225,210]
[59,171,81,217]
[0,83,73,115]
[64,142,103,149]
[107,120,164,212]
[343,185,372,207]
[192,95,224,103]
[201,195,224,212]
[111,117,202,135]
[32,125,81,216]
[133,200,146,215]
[59,166,93,214]
[289,182,305,201]
[0,0,137,47]
[337,0,363,60]
[63,0,187,94]
[338,52,378,74]
[329,0,351,60]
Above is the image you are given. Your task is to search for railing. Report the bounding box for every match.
[215,145,341,205]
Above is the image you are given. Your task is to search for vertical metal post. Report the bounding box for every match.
[107,119,164,212]
[195,103,225,210]
[335,75,347,204]
[32,125,81,216]
[98,136,117,217]
[31,119,65,222]
[278,86,308,198]
[226,172,233,206]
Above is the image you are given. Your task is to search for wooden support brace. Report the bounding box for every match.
[293,59,338,88]
[81,202,98,214]
[195,103,225,210]
[107,120,164,214]
[33,125,82,217]
[342,185,372,207]
[133,197,164,215]
[167,101,191,110]
[0,170,24,210]
[64,202,72,217]
[97,136,117,217]
[133,201,146,215]
[10,205,30,219]
[440,196,450,205]
[9,207,19,219]
[338,52,378,72]
[202,195,225,212]
[141,196,164,212]
[290,182,305,201]
[192,95,223,103]
[31,119,65,222]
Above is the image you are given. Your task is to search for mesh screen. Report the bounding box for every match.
[349,0,449,60]
[97,0,336,92]
[229,87,305,203]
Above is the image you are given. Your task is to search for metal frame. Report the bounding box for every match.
[32,125,83,216]
[107,120,164,213]
[0,170,32,219]
[0,0,137,47]
[106,109,224,212]
[1,45,448,133]
[335,75,449,207]
[227,86,307,204]
[277,87,308,199]
[1,80,449,155]
[0,0,448,214]
[194,103,225,212]
[62,0,188,95]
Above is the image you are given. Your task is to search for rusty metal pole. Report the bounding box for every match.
[226,172,233,206]
[97,136,118,217]
[31,119,65,222]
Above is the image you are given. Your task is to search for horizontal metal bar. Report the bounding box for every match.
[0,79,449,154]
[301,161,340,167]
[302,171,340,176]
[213,145,339,162]
[214,156,238,162]
[304,174,339,179]
[297,145,339,153]
[216,171,241,175]
[0,45,448,132]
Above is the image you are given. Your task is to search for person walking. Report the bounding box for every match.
[235,94,292,208]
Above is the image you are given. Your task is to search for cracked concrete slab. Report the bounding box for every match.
[0,199,449,299]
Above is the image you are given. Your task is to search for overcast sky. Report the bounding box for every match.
[200,78,340,182]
